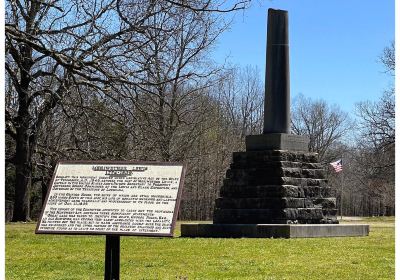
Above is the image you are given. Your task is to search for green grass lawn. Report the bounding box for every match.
[6,217,394,280]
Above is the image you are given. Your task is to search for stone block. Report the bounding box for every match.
[219,185,302,198]
[213,208,324,224]
[232,150,318,164]
[213,208,283,224]
[320,216,339,224]
[245,133,310,152]
[302,186,323,197]
[313,198,336,208]
[226,167,326,180]
[230,160,325,170]
[322,208,338,216]
[215,197,307,209]
[222,176,328,187]
[291,208,324,220]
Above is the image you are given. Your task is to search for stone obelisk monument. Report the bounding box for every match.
[181,9,369,238]
[264,8,290,134]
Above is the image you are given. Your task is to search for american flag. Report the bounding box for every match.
[330,159,343,173]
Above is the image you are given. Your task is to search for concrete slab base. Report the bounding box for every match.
[180,223,369,238]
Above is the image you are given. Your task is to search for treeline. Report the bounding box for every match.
[5,0,394,221]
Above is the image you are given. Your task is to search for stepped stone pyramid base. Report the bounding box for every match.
[181,134,369,238]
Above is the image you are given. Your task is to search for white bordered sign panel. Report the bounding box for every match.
[36,161,186,237]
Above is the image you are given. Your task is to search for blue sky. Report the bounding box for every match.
[213,0,395,114]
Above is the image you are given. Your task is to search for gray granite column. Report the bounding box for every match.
[263,9,290,134]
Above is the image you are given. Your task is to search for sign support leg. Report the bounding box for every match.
[104,235,120,280]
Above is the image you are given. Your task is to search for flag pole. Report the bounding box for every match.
[340,158,344,220]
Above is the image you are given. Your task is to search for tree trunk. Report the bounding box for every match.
[12,129,32,221]
[41,176,50,207]
[12,47,33,221]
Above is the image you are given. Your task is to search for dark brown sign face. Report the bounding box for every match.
[36,161,186,237]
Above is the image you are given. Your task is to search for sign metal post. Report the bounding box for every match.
[104,235,120,280]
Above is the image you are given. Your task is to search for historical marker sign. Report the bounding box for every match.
[36,161,185,237]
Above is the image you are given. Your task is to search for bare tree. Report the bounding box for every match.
[356,42,394,152]
[327,42,396,218]
[349,42,395,216]
[5,0,249,221]
[5,0,146,221]
[127,3,227,161]
[291,94,352,161]
[356,90,395,151]
[380,41,395,75]
[218,65,264,141]
[345,146,395,216]
[355,42,395,171]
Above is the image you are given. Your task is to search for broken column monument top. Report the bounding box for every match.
[264,8,290,134]
[246,9,309,152]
